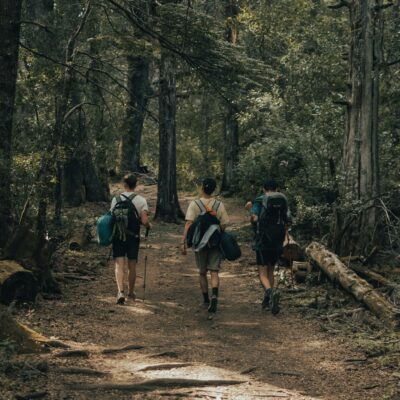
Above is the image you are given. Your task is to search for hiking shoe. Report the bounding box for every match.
[270,289,281,315]
[208,296,218,313]
[116,291,125,305]
[127,292,136,301]
[262,288,272,310]
[261,294,270,310]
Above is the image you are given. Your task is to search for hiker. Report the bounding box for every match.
[181,178,229,314]
[248,179,290,314]
[111,174,151,305]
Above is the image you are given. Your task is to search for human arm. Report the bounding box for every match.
[140,211,152,231]
[181,220,193,255]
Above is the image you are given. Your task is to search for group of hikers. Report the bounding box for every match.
[106,174,290,315]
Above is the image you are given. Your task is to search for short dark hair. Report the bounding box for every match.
[263,179,278,191]
[202,178,216,195]
[123,174,137,189]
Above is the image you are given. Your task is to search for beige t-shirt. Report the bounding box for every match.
[110,192,149,215]
[185,198,229,226]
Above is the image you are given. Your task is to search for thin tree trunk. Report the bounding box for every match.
[333,0,383,255]
[221,0,239,193]
[154,49,184,222]
[0,0,22,246]
[119,56,150,173]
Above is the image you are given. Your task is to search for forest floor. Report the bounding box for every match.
[2,182,400,400]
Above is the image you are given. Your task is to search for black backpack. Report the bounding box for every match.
[187,200,221,249]
[257,193,288,249]
[219,231,241,261]
[112,194,140,241]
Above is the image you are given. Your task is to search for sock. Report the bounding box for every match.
[203,292,210,303]
[212,287,219,298]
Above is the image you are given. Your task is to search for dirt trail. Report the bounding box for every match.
[5,184,396,399]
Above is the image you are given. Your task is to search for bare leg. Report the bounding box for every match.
[259,266,272,290]
[127,259,137,295]
[115,257,126,292]
[199,272,208,294]
[210,271,219,289]
[267,264,275,288]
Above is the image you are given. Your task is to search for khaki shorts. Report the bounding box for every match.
[195,247,221,274]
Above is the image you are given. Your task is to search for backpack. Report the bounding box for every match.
[96,212,114,246]
[256,193,288,250]
[112,194,140,242]
[219,231,241,261]
[187,200,221,249]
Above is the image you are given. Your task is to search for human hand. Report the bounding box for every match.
[181,242,187,255]
[245,201,252,211]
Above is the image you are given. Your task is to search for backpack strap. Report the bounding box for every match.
[195,199,207,214]
[212,200,221,212]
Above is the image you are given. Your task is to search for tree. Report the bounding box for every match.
[221,0,240,193]
[155,46,184,221]
[119,1,153,173]
[0,0,23,246]
[331,0,384,255]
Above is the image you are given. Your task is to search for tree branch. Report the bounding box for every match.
[386,59,400,67]
[20,20,54,34]
[327,1,350,9]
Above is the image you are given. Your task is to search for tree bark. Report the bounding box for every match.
[221,0,240,193]
[306,242,400,329]
[0,0,23,246]
[154,48,184,222]
[333,0,383,255]
[119,55,151,173]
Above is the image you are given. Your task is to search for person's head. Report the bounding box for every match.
[201,178,217,196]
[123,174,137,190]
[263,179,278,192]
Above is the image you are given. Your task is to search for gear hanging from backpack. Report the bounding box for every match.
[256,193,289,251]
[111,193,140,242]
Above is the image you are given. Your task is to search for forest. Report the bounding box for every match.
[1,0,400,399]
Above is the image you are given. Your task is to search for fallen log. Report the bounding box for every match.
[349,265,399,292]
[0,260,38,305]
[306,242,400,328]
[69,224,91,251]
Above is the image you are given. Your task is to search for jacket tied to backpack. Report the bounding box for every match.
[187,200,222,252]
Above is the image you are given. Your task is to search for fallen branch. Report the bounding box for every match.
[306,242,400,329]
[68,378,245,392]
[150,351,179,358]
[322,307,365,320]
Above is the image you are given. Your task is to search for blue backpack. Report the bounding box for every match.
[96,212,114,246]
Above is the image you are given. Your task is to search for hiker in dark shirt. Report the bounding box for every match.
[248,180,290,314]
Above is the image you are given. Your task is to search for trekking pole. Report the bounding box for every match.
[142,227,150,302]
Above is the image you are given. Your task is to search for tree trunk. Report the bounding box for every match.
[154,49,184,222]
[0,0,22,246]
[333,0,383,255]
[221,0,240,193]
[119,55,150,173]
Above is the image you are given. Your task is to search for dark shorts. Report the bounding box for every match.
[256,245,283,266]
[112,236,140,260]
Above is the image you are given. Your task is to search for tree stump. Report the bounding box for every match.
[0,260,38,305]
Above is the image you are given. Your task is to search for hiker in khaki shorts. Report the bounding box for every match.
[181,178,229,314]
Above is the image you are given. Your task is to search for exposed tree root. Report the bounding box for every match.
[138,363,192,372]
[68,378,246,392]
[101,344,144,354]
[56,349,90,358]
[58,367,108,377]
[15,391,47,400]
[150,351,179,358]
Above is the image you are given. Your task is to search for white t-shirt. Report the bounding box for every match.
[110,192,149,215]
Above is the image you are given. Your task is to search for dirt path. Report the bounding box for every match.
[5,184,397,399]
